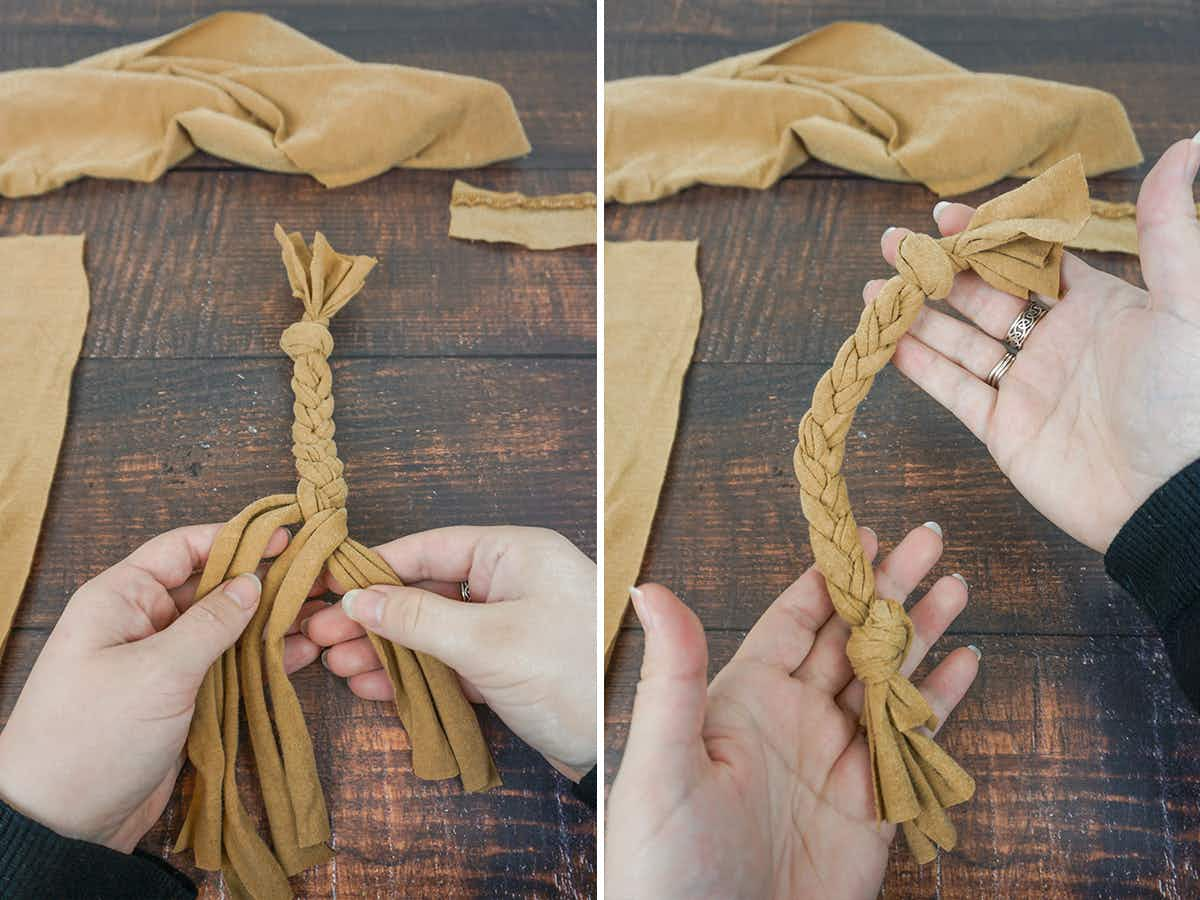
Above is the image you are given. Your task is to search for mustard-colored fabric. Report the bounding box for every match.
[0,236,89,660]
[603,241,702,662]
[793,155,1092,863]
[1073,199,1200,254]
[0,12,530,198]
[605,21,1141,204]
[175,227,498,898]
[449,181,597,249]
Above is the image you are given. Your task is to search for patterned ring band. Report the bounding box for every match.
[1005,298,1049,351]
[986,351,1017,388]
[460,581,471,603]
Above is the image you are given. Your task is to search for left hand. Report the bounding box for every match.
[0,524,322,851]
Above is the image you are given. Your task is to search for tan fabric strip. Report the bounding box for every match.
[605,21,1141,203]
[792,155,1091,863]
[0,235,88,660]
[0,11,530,198]
[176,226,498,892]
[1070,199,1200,254]
[603,241,703,662]
[449,180,597,249]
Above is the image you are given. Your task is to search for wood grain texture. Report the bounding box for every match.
[0,0,596,896]
[605,2,1198,897]
[0,0,596,170]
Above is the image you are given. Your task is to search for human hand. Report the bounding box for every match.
[0,525,322,852]
[868,137,1200,552]
[303,526,597,778]
[606,522,979,899]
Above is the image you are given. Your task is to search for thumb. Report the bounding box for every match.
[1135,135,1200,305]
[150,573,261,683]
[619,584,709,767]
[341,584,480,671]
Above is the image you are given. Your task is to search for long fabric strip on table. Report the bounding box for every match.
[173,227,498,899]
[0,11,530,198]
[603,241,702,661]
[792,155,1091,863]
[605,21,1141,204]
[448,181,597,249]
[0,236,89,660]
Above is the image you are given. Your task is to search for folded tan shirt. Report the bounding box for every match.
[605,21,1142,203]
[0,11,531,198]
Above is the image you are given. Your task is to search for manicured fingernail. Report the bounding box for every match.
[320,650,331,670]
[951,572,968,589]
[883,226,896,237]
[299,615,311,637]
[923,521,943,537]
[629,586,657,633]
[968,644,982,660]
[933,201,950,222]
[342,588,383,627]
[1192,130,1200,144]
[226,572,261,610]
[861,525,876,541]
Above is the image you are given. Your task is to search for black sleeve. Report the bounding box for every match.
[1105,457,1200,711]
[0,798,196,899]
[571,766,598,810]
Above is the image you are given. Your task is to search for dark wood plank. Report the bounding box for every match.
[12,356,594,632]
[2,626,595,899]
[606,176,1143,366]
[0,168,595,360]
[606,0,1198,179]
[0,1,595,170]
[606,630,1200,898]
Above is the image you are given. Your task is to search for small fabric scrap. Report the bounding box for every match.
[1071,199,1200,255]
[605,20,1142,203]
[604,241,702,662]
[0,12,531,198]
[448,180,597,249]
[0,235,89,659]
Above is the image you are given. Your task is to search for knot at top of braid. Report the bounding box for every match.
[845,597,913,685]
[894,232,964,300]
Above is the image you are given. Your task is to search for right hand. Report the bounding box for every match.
[868,137,1200,552]
[303,526,597,779]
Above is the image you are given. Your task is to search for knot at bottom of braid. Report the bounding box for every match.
[895,232,961,300]
[846,597,913,685]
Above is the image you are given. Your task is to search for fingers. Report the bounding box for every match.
[340,583,489,673]
[348,670,395,702]
[142,573,262,685]
[889,334,995,441]
[325,526,504,592]
[904,305,1008,382]
[838,572,970,715]
[794,521,945,695]
[734,527,879,671]
[1136,136,1200,306]
[120,525,289,590]
[320,635,382,678]
[283,632,321,675]
[301,602,366,646]
[923,645,981,733]
[621,585,709,761]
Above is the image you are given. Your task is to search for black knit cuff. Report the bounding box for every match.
[0,799,195,899]
[571,766,598,810]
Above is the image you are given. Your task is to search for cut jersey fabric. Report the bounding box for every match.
[449,181,597,249]
[0,12,531,198]
[605,21,1141,204]
[603,241,702,661]
[0,235,89,661]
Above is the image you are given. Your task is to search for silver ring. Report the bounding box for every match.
[1005,298,1048,352]
[986,351,1016,388]
[460,581,471,602]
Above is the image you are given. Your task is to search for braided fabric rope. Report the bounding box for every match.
[174,226,498,899]
[792,155,1092,863]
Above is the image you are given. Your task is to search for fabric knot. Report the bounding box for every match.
[280,319,333,361]
[846,597,913,685]
[894,232,962,300]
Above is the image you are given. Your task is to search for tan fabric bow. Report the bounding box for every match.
[0,11,530,198]
[793,155,1091,863]
[174,226,498,899]
[605,21,1141,204]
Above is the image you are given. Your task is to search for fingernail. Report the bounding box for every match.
[951,572,968,589]
[342,588,383,627]
[1192,130,1200,144]
[861,525,877,541]
[923,521,943,537]
[968,644,982,660]
[226,573,261,610]
[629,586,657,633]
[883,226,896,237]
[933,201,950,222]
[299,615,311,637]
[320,649,331,670]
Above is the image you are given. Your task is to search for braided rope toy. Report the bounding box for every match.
[792,155,1091,862]
[174,226,499,898]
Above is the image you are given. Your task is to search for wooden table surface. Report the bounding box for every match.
[0,2,596,897]
[604,2,1200,897]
